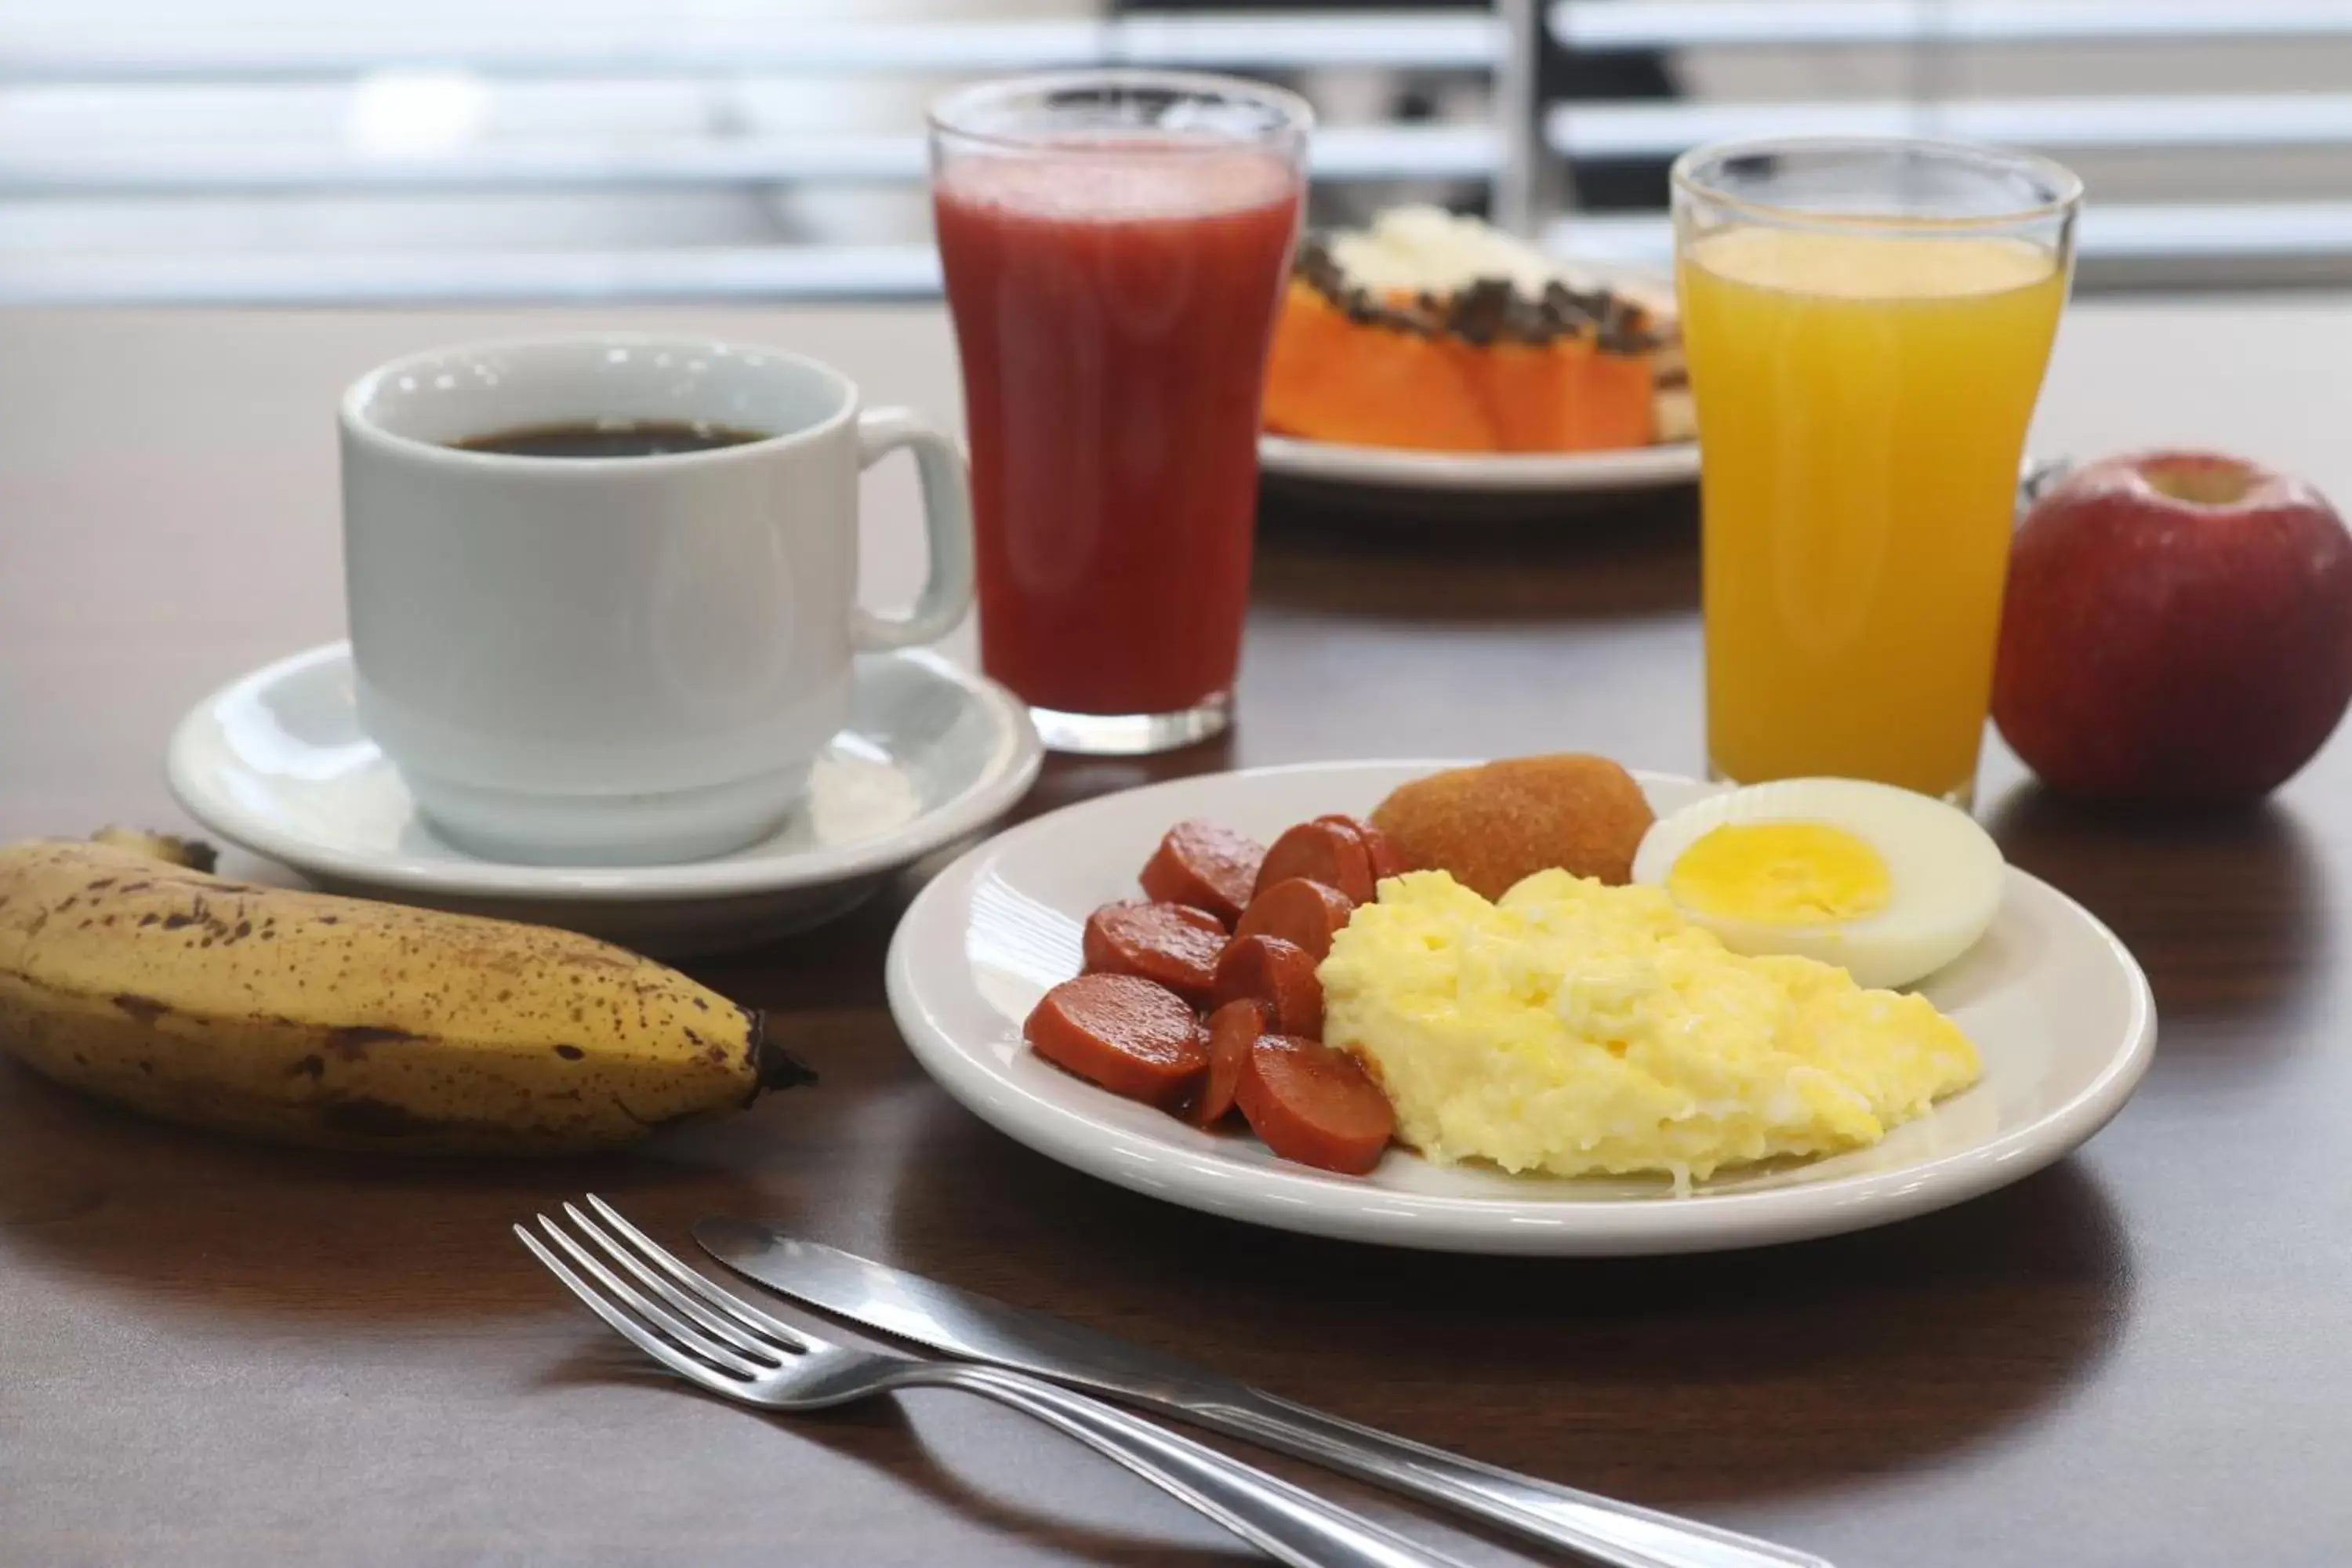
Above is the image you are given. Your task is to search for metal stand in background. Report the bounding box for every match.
[1494,0,1545,236]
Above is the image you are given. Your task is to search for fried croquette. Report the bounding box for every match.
[1370,753,1653,897]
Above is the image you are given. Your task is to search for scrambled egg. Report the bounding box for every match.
[1319,869,1982,1187]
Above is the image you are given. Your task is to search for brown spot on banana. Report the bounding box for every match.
[326,1025,422,1060]
[112,993,170,1026]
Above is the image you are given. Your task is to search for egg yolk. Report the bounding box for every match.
[1667,822,1892,926]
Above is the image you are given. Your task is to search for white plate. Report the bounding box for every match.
[886,760,2156,1255]
[1258,436,1697,523]
[1261,434,1698,495]
[168,643,1042,955]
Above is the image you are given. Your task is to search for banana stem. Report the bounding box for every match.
[749,1012,818,1091]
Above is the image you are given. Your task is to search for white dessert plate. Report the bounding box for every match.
[1259,434,1698,521]
[885,760,2155,1255]
[167,643,1041,955]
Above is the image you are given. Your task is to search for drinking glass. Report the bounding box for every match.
[1673,136,2082,804]
[930,71,1311,754]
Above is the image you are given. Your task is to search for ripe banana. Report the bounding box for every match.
[0,837,811,1155]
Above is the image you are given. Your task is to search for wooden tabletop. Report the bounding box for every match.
[5,299,2350,1567]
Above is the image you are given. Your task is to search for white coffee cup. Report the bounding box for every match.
[339,333,973,867]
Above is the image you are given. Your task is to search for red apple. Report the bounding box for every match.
[1992,450,2352,803]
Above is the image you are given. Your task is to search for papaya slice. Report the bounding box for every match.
[1262,279,1497,452]
[1454,334,1657,455]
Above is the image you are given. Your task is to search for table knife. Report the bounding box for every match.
[695,1218,1830,1568]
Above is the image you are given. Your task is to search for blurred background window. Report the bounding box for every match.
[7,0,2352,305]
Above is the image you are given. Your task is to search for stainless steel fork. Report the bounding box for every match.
[517,1199,1469,1568]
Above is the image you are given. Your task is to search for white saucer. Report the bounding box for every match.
[168,643,1042,955]
[886,761,2157,1255]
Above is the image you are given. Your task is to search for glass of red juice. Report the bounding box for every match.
[928,71,1311,754]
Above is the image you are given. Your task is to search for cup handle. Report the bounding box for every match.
[851,406,976,652]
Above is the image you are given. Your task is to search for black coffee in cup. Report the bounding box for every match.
[452,420,768,459]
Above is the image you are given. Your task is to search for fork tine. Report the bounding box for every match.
[514,1223,755,1403]
[529,1213,769,1379]
[582,1193,819,1352]
[560,1200,790,1363]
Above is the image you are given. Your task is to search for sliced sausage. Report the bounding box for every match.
[1210,935,1323,1038]
[1192,999,1269,1127]
[1024,974,1207,1112]
[1317,814,1410,883]
[1233,877,1356,962]
[1083,901,1228,1004]
[1141,820,1266,927]
[1237,1035,1396,1175]
[1254,820,1374,903]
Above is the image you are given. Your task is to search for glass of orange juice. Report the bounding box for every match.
[1673,137,2082,804]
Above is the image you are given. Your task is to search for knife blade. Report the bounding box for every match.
[695,1214,1243,1405]
[695,1218,1830,1568]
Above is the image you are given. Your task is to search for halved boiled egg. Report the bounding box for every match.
[1629,778,2005,991]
